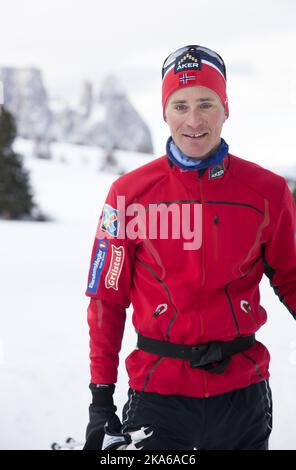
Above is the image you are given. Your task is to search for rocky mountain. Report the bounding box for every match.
[0,67,51,139]
[0,67,153,154]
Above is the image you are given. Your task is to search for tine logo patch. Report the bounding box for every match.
[105,245,125,290]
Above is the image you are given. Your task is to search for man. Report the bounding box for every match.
[83,45,296,450]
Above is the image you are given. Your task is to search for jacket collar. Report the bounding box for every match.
[166,136,229,172]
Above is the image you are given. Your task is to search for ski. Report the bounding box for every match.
[51,437,84,450]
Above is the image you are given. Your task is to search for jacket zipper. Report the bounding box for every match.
[241,352,264,379]
[136,257,177,340]
[213,215,219,262]
[198,172,205,287]
[135,258,177,391]
[197,170,209,397]
[224,255,263,336]
[141,357,164,392]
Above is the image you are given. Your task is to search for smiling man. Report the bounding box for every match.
[84,45,296,451]
[165,87,227,159]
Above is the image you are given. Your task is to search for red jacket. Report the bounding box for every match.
[86,153,296,398]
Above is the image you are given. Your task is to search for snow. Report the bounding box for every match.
[0,141,295,449]
[270,166,296,181]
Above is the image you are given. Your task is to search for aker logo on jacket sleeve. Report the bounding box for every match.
[105,245,125,290]
[100,204,119,237]
[86,239,109,295]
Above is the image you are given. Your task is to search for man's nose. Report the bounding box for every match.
[185,109,203,128]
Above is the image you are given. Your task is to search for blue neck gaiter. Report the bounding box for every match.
[166,136,229,171]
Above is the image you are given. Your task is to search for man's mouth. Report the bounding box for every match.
[183,132,208,140]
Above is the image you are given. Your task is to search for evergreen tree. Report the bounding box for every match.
[0,107,34,219]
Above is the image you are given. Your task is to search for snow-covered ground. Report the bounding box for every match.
[0,141,295,449]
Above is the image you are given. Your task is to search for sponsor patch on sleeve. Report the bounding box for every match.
[100,204,119,237]
[105,245,125,290]
[86,239,109,295]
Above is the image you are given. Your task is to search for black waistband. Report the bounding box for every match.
[137,333,255,374]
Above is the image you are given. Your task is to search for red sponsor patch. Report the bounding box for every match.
[105,245,125,290]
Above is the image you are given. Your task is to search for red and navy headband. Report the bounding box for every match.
[162,45,229,118]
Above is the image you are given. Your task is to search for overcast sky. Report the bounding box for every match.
[0,0,295,164]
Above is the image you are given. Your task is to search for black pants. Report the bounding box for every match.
[121,380,272,450]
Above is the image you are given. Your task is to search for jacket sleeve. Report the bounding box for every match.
[263,180,296,318]
[85,183,135,384]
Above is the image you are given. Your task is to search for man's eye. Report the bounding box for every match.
[174,105,187,111]
[200,103,212,109]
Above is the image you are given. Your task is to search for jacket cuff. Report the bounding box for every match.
[89,383,115,406]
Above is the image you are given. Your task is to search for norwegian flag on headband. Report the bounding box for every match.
[179,73,197,85]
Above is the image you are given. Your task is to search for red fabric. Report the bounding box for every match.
[162,63,229,116]
[86,154,296,398]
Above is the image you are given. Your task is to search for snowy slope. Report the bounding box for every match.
[0,143,295,449]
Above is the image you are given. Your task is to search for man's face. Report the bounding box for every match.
[165,86,228,159]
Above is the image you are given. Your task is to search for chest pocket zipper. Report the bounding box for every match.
[213,215,219,262]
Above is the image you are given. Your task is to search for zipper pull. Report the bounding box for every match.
[153,304,168,317]
[240,300,251,314]
[197,168,207,179]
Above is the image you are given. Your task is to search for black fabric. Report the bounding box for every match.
[137,333,255,373]
[83,404,117,450]
[83,384,119,450]
[121,380,272,450]
[89,383,115,406]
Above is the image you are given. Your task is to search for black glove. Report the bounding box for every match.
[83,383,121,450]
